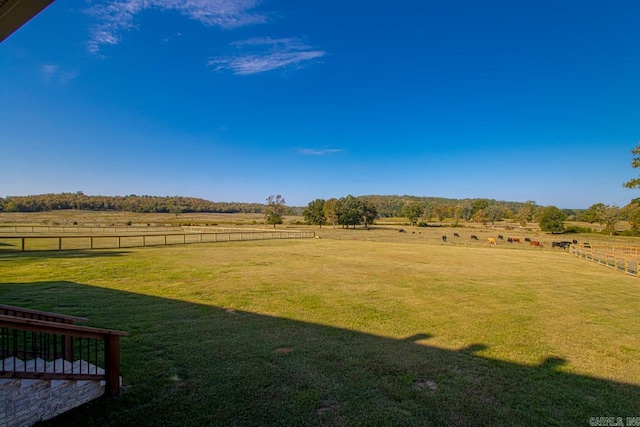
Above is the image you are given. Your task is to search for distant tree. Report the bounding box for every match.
[515,201,536,227]
[451,204,462,225]
[582,203,606,231]
[434,205,447,223]
[486,204,503,226]
[264,194,286,228]
[423,202,433,223]
[473,209,488,226]
[623,203,640,232]
[323,198,341,228]
[623,141,640,189]
[538,206,567,232]
[472,199,489,215]
[460,201,474,221]
[601,205,620,235]
[400,202,424,226]
[338,195,363,229]
[303,199,326,227]
[361,200,377,229]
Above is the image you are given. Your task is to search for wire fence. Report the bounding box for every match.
[570,244,640,277]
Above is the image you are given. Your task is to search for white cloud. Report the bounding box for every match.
[88,0,265,53]
[299,148,345,156]
[41,64,79,84]
[209,37,326,75]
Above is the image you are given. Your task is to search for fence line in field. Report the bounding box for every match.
[0,225,183,233]
[570,244,640,277]
[0,230,315,252]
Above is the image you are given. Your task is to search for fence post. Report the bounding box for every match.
[105,333,122,396]
[58,237,62,251]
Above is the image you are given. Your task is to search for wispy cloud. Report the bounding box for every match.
[208,37,326,75]
[299,148,345,156]
[87,0,265,53]
[41,64,79,84]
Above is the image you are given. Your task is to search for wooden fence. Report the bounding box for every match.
[0,230,315,252]
[570,244,640,277]
[0,225,183,233]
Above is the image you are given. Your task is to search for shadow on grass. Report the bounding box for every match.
[0,251,130,262]
[1,281,637,426]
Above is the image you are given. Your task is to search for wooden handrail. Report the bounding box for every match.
[0,314,128,395]
[0,304,88,323]
[0,315,128,338]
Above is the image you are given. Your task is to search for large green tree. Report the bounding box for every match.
[303,199,326,227]
[323,198,341,228]
[361,200,378,229]
[400,202,424,226]
[623,202,640,232]
[338,195,363,229]
[601,205,620,235]
[264,194,286,228]
[583,203,606,231]
[538,206,567,232]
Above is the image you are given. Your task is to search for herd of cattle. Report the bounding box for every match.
[398,229,583,249]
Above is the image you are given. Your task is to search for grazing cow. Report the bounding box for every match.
[471,235,479,240]
[442,235,447,242]
[453,233,460,238]
[524,237,531,242]
[507,237,514,243]
[530,241,543,247]
[513,238,520,243]
[498,235,504,240]
[572,239,578,244]
[399,229,406,233]
[487,237,496,244]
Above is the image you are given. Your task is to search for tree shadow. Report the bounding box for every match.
[1,281,637,426]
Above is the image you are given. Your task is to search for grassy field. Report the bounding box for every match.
[1,216,639,426]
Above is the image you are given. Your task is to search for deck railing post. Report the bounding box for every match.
[105,333,121,396]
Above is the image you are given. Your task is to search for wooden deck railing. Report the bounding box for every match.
[0,307,128,396]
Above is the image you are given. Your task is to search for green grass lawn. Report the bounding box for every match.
[1,235,639,426]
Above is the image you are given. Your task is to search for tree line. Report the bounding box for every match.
[0,192,271,215]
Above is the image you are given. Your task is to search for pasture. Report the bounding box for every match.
[1,213,639,425]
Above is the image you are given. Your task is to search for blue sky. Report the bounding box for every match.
[1,0,639,208]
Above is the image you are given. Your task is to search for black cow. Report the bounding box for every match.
[524,237,531,242]
[399,229,406,233]
[552,241,571,249]
[453,233,460,238]
[442,235,447,242]
[507,237,514,243]
[498,235,504,240]
[471,235,479,240]
[572,239,578,244]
